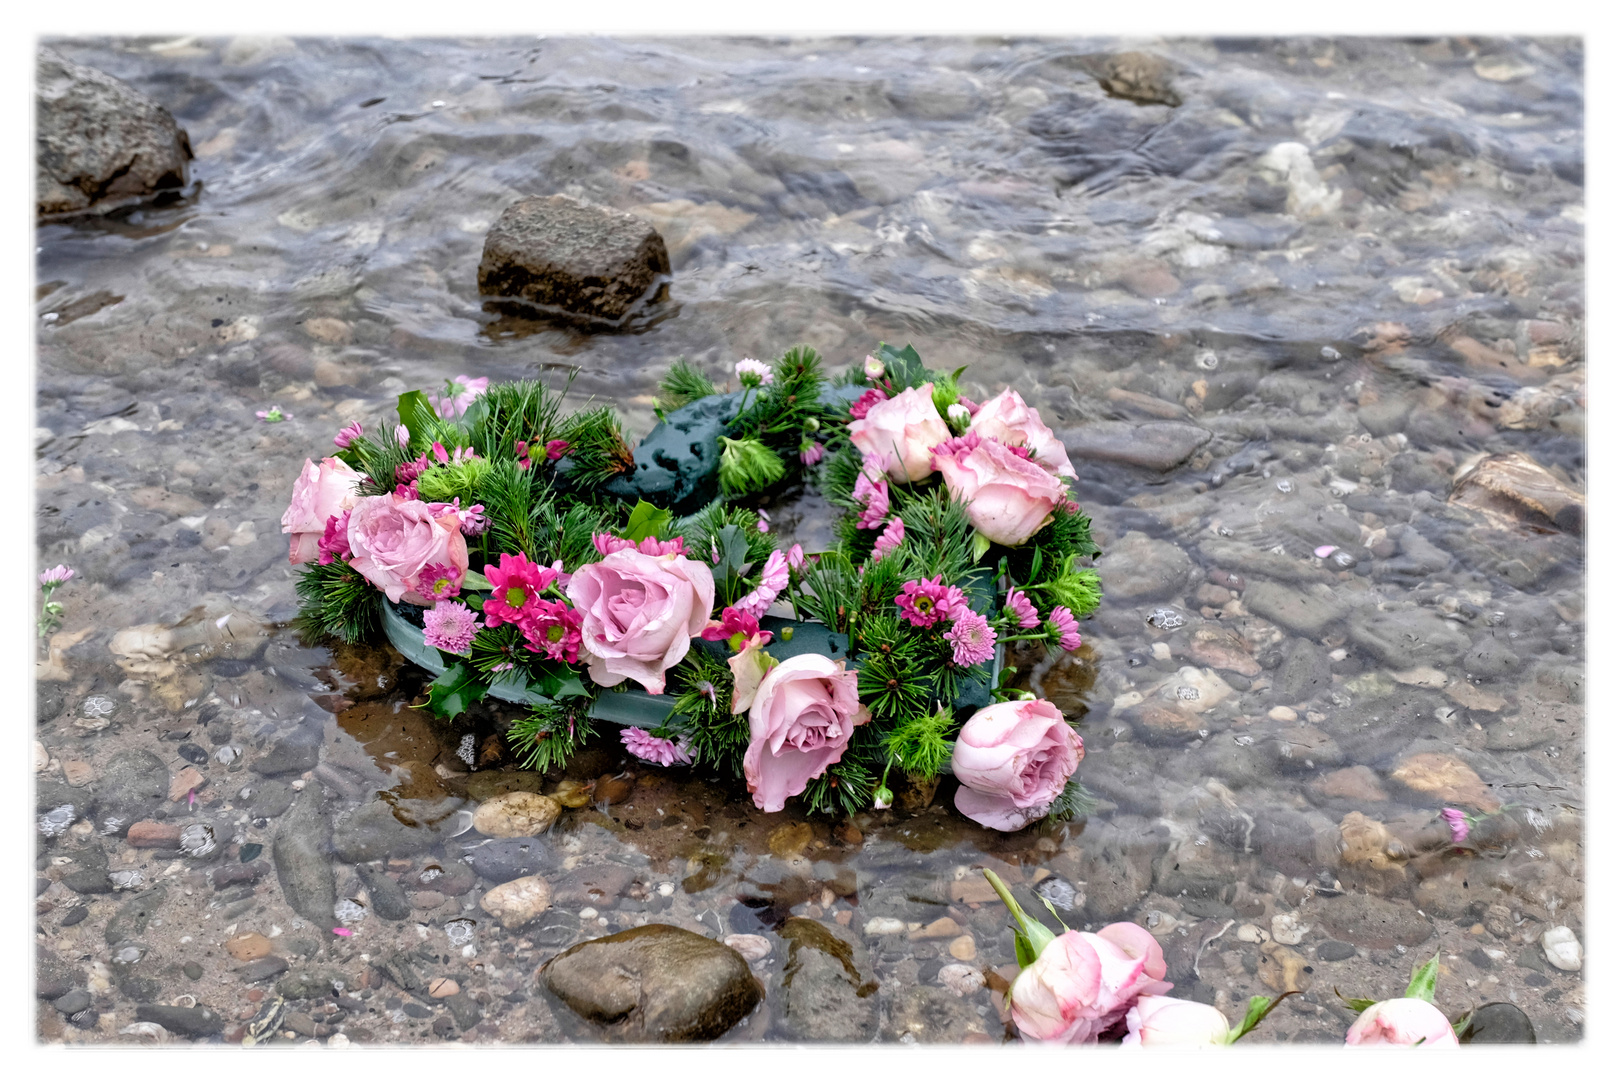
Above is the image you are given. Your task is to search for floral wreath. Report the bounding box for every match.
[284,343,1103,830]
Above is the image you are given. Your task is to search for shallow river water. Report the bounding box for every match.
[35,35,1584,1045]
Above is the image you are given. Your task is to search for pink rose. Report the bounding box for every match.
[969,388,1077,479]
[346,493,469,605]
[951,699,1082,831]
[848,382,950,482]
[932,431,1068,547]
[1122,995,1231,1047]
[567,549,716,694]
[743,653,870,812]
[1344,998,1459,1047]
[1009,929,1148,1043]
[281,457,363,565]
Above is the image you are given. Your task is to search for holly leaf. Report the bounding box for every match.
[875,341,927,389]
[1404,952,1440,1003]
[625,500,672,543]
[397,390,439,445]
[423,661,487,719]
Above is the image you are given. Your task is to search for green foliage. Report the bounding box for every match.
[1228,992,1298,1043]
[856,642,930,722]
[800,755,876,817]
[892,488,977,587]
[872,342,928,391]
[476,458,542,559]
[294,561,380,643]
[416,455,492,503]
[658,358,717,411]
[470,378,567,461]
[468,623,533,678]
[1404,953,1441,1003]
[557,406,635,488]
[507,702,595,773]
[422,662,488,720]
[624,500,673,543]
[718,436,785,495]
[793,551,858,632]
[666,649,747,772]
[350,424,412,497]
[396,390,440,446]
[885,707,956,777]
[677,500,777,604]
[1046,567,1103,618]
[1043,774,1097,824]
[533,498,608,572]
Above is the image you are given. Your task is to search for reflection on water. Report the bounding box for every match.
[35,35,1582,1044]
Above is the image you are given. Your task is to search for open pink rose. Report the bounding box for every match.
[932,431,1068,547]
[1122,995,1231,1047]
[1344,998,1459,1047]
[951,699,1082,831]
[969,388,1077,479]
[281,457,362,565]
[567,549,715,694]
[848,382,950,482]
[1009,929,1149,1043]
[346,493,469,605]
[743,653,869,812]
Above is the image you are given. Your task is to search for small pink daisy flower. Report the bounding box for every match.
[863,354,885,380]
[333,422,364,449]
[701,606,773,651]
[873,516,905,557]
[423,601,480,654]
[785,543,807,570]
[522,600,584,663]
[799,439,825,466]
[853,463,890,529]
[418,563,463,602]
[1004,588,1040,629]
[734,358,774,387]
[756,509,771,534]
[945,609,998,667]
[734,549,791,620]
[1049,605,1083,652]
[39,565,75,587]
[1442,808,1470,845]
[621,727,693,767]
[896,575,966,628]
[395,424,411,448]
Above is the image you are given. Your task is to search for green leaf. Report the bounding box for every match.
[1227,991,1297,1043]
[397,389,438,444]
[874,342,927,389]
[1037,894,1072,931]
[1334,988,1379,1014]
[625,500,673,544]
[1404,952,1440,1003]
[530,661,591,701]
[971,531,992,563]
[423,662,487,719]
[1452,1009,1474,1038]
[714,523,751,579]
[462,570,492,591]
[983,869,1056,968]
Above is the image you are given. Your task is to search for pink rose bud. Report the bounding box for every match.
[932,431,1069,547]
[1122,995,1231,1047]
[1009,929,1157,1043]
[967,388,1077,479]
[848,382,950,483]
[951,699,1083,831]
[1344,998,1460,1047]
[280,457,364,566]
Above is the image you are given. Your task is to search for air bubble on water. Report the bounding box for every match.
[1333,551,1357,569]
[1147,608,1186,630]
[444,919,476,946]
[1275,479,1294,493]
[1036,877,1077,911]
[419,866,444,884]
[39,805,75,836]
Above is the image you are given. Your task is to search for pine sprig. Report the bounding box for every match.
[477,458,543,559]
[557,406,635,489]
[658,358,718,411]
[470,378,568,462]
[666,649,748,772]
[294,561,380,643]
[885,707,957,777]
[507,702,595,773]
[350,426,412,497]
[1044,774,1097,824]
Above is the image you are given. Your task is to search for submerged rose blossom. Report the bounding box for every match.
[1005,588,1040,629]
[423,601,480,654]
[895,575,966,628]
[873,516,905,557]
[1049,605,1083,651]
[1442,808,1471,845]
[333,422,364,449]
[946,609,998,667]
[621,726,694,767]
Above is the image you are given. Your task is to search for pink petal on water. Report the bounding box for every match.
[332,927,354,936]
[1314,545,1337,558]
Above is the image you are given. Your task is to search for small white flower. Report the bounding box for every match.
[734,358,774,387]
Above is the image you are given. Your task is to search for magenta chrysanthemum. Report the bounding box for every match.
[621,727,694,767]
[318,510,352,565]
[423,601,479,654]
[1442,808,1470,845]
[592,533,687,558]
[946,609,998,667]
[39,564,75,587]
[545,439,570,461]
[849,386,888,420]
[418,562,463,602]
[1049,605,1083,652]
[873,516,905,557]
[333,421,364,449]
[396,452,431,485]
[853,462,890,529]
[482,552,558,629]
[896,575,966,628]
[521,600,584,663]
[1005,588,1040,629]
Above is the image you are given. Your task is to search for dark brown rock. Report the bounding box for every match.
[477,194,670,325]
[539,923,761,1041]
[36,47,192,218]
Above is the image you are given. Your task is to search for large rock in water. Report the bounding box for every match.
[36,46,192,218]
[1056,421,1211,472]
[776,916,879,1042]
[477,194,670,325]
[272,782,337,930]
[539,923,762,1041]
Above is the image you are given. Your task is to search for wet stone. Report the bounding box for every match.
[332,799,438,863]
[236,957,289,982]
[104,886,166,944]
[250,729,322,776]
[134,1004,224,1038]
[52,989,91,1015]
[183,961,203,981]
[540,923,762,1042]
[247,779,294,818]
[93,749,169,835]
[1060,421,1212,472]
[778,917,878,1042]
[1094,531,1194,601]
[1460,1001,1538,1044]
[1242,581,1345,638]
[1348,608,1471,668]
[356,863,412,920]
[465,837,558,883]
[1314,892,1433,949]
[273,782,337,929]
[1316,940,1357,962]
